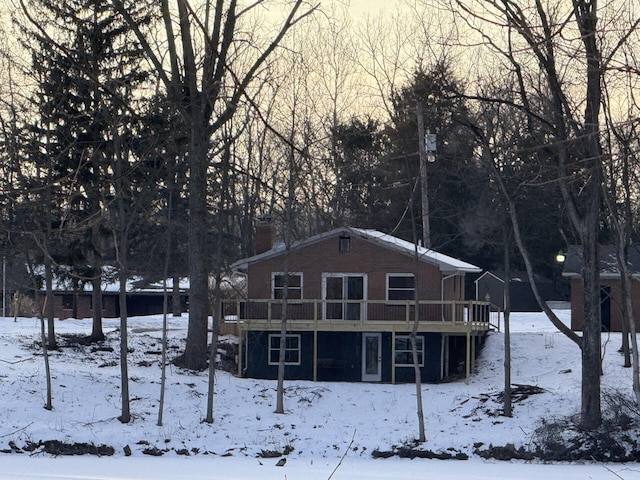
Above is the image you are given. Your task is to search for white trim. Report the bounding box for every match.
[267,333,301,366]
[271,272,303,300]
[386,273,415,301]
[362,332,382,381]
[394,335,424,367]
[321,273,368,320]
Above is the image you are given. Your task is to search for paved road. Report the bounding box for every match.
[1,456,640,479]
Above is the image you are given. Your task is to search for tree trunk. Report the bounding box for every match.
[116,131,131,424]
[621,309,631,368]
[608,143,640,403]
[26,257,52,410]
[72,279,79,319]
[118,267,130,423]
[205,274,220,423]
[90,262,105,342]
[44,257,56,349]
[178,123,209,370]
[411,294,426,442]
[576,1,604,431]
[206,138,231,423]
[503,230,512,418]
[172,274,182,317]
[408,163,425,442]
[39,294,53,411]
[111,0,314,372]
[275,266,289,415]
[580,205,602,430]
[158,191,174,426]
[276,209,293,414]
[157,275,169,426]
[618,241,632,369]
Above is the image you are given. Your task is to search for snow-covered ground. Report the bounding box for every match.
[1,310,640,479]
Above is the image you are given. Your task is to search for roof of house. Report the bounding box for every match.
[562,245,640,279]
[53,275,191,294]
[232,227,482,274]
[35,265,191,294]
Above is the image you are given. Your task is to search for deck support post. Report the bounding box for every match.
[391,331,396,384]
[237,328,243,377]
[465,330,471,384]
[313,330,318,381]
[440,334,445,381]
[471,334,476,375]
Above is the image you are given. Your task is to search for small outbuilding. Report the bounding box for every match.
[474,270,559,312]
[42,276,189,320]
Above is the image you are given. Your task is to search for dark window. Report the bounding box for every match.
[339,235,351,253]
[268,334,301,365]
[61,294,73,310]
[273,273,302,300]
[394,336,424,367]
[387,275,415,300]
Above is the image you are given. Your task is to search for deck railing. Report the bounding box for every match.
[221,299,500,332]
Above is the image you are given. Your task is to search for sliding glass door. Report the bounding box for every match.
[323,274,366,320]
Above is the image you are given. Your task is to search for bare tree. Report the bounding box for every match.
[111,0,317,371]
[601,85,640,404]
[444,0,640,430]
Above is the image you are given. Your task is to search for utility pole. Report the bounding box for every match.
[417,103,436,249]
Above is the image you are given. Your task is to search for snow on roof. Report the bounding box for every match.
[35,265,191,294]
[562,244,640,279]
[232,227,481,274]
[55,276,191,294]
[351,228,481,273]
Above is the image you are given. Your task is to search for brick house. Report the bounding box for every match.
[43,277,188,320]
[226,227,496,383]
[562,245,640,332]
[50,290,118,320]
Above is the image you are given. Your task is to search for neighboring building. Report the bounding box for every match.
[43,277,189,320]
[227,227,497,384]
[474,270,559,312]
[562,245,640,332]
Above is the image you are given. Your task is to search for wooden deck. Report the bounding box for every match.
[221,299,499,334]
[223,299,500,383]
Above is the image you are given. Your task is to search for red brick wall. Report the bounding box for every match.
[46,293,117,320]
[247,233,463,301]
[570,278,584,330]
[570,277,640,332]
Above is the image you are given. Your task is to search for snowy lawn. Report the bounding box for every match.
[1,310,640,479]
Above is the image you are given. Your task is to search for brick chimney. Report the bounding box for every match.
[254,216,274,254]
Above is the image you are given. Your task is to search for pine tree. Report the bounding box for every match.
[20,0,152,340]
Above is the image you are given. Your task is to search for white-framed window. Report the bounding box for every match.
[268,334,301,365]
[394,335,424,367]
[322,273,367,320]
[272,272,303,300]
[387,274,415,301]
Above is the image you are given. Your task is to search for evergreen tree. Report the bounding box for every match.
[330,117,387,226]
[383,62,484,256]
[19,0,152,340]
